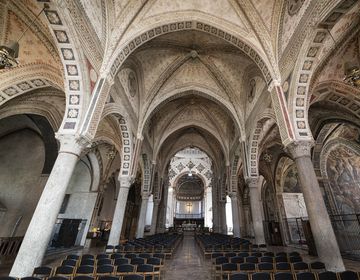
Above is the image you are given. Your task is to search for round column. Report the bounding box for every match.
[247,177,266,245]
[107,176,131,245]
[10,135,85,277]
[136,193,150,238]
[286,141,345,271]
[150,200,160,235]
[219,201,227,234]
[230,193,241,237]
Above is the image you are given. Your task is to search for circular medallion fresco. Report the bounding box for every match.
[128,71,137,97]
[288,0,305,16]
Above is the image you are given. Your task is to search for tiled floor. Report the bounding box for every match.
[163,232,211,280]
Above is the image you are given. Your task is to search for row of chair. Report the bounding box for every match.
[61,256,164,267]
[204,244,266,253]
[216,262,325,276]
[61,253,165,266]
[32,264,160,280]
[2,275,147,280]
[212,255,303,264]
[224,271,360,280]
[211,251,301,259]
[64,254,160,260]
[106,233,183,255]
[196,233,254,254]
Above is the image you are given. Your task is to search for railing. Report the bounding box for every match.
[285,214,360,260]
[284,217,307,247]
[330,213,360,260]
[175,213,203,219]
[0,237,23,263]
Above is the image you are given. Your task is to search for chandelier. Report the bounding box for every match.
[343,62,360,88]
[0,3,49,70]
[0,43,19,69]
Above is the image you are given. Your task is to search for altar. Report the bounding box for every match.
[181,223,197,231]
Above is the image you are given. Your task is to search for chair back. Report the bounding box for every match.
[274,272,294,280]
[318,271,337,280]
[252,272,271,280]
[296,272,316,280]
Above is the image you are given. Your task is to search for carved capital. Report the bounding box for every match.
[118,175,132,188]
[56,133,90,156]
[245,177,260,188]
[285,140,314,159]
[229,192,238,199]
[268,79,281,92]
[142,192,150,200]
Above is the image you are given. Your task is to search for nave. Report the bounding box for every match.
[1,0,360,278]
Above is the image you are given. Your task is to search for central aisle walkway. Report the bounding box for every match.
[163,233,211,280]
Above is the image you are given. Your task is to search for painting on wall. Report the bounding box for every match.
[326,143,360,214]
[283,165,302,193]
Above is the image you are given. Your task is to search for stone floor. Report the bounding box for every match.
[1,234,360,277]
[163,232,211,280]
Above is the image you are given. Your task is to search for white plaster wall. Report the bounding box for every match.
[282,193,308,218]
[226,195,233,234]
[0,129,46,237]
[145,194,153,226]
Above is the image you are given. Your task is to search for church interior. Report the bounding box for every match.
[1,0,360,279]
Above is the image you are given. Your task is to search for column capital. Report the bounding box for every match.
[245,177,260,188]
[228,192,238,199]
[118,175,132,188]
[285,140,314,159]
[141,192,150,200]
[267,79,281,92]
[56,133,89,156]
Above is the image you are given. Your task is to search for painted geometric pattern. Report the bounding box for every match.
[168,156,213,188]
[119,117,132,176]
[0,78,54,105]
[291,0,358,138]
[38,0,85,131]
[312,82,360,118]
[249,122,263,176]
[230,156,239,193]
[142,154,151,193]
[110,21,273,85]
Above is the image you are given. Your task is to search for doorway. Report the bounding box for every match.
[56,219,82,247]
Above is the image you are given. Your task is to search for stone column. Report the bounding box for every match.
[136,193,149,238]
[212,200,219,233]
[247,178,266,245]
[219,201,227,234]
[107,176,131,245]
[238,198,246,237]
[230,193,241,237]
[150,200,160,235]
[157,184,168,233]
[204,187,213,228]
[167,187,175,227]
[10,135,85,278]
[286,141,345,271]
